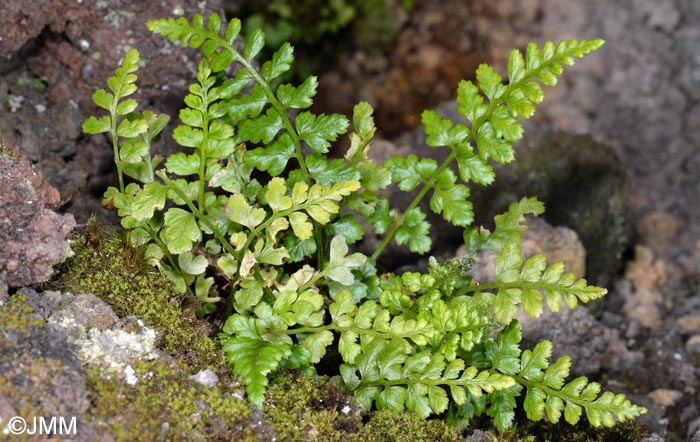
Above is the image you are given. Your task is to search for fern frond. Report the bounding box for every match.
[220,335,292,407]
[375,38,604,257]
[339,338,514,418]
[464,196,545,254]
[85,18,642,433]
[466,321,645,431]
[516,340,647,428]
[468,242,607,323]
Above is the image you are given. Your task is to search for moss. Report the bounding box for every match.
[264,370,465,442]
[0,295,86,441]
[349,409,465,442]
[0,293,45,336]
[57,220,222,369]
[264,370,362,441]
[0,138,20,158]
[86,360,263,442]
[0,353,61,410]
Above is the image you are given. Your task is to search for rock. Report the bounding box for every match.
[0,289,105,441]
[636,211,680,255]
[519,302,625,376]
[0,288,270,441]
[0,0,225,222]
[18,290,161,373]
[189,369,219,388]
[0,143,75,288]
[0,277,7,301]
[0,1,69,54]
[686,335,700,353]
[618,246,667,329]
[648,388,683,407]
[49,299,160,372]
[688,416,700,442]
[0,0,224,114]
[0,74,86,197]
[461,215,586,284]
[678,315,700,334]
[48,293,120,331]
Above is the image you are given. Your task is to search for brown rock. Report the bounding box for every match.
[618,246,667,329]
[648,388,683,407]
[0,142,75,287]
[678,315,700,334]
[0,1,225,222]
[0,1,71,55]
[460,215,586,284]
[20,0,224,114]
[637,211,680,255]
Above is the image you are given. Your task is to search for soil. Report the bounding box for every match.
[1,0,698,440]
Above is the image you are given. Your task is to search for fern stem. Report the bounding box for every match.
[372,58,563,262]
[514,375,605,417]
[371,151,457,261]
[198,102,210,212]
[157,171,241,262]
[282,323,425,340]
[358,373,510,390]
[142,224,192,296]
[218,42,310,183]
[219,35,328,269]
[467,281,605,297]
[108,112,124,194]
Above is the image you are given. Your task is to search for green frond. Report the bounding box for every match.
[515,340,647,428]
[340,337,514,419]
[468,242,607,323]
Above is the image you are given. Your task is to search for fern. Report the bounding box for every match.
[83,11,646,432]
[373,39,605,259]
[463,322,645,430]
[468,241,608,324]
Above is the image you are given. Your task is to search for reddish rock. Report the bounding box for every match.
[13,0,225,114]
[0,0,224,222]
[0,1,72,55]
[0,142,75,288]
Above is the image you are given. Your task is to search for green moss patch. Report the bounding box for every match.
[0,293,45,334]
[264,370,362,441]
[86,360,263,442]
[58,222,222,369]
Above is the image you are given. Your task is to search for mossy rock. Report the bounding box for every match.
[48,221,649,441]
[86,360,266,442]
[56,221,223,369]
[264,370,465,442]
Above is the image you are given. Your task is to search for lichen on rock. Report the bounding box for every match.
[48,293,160,372]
